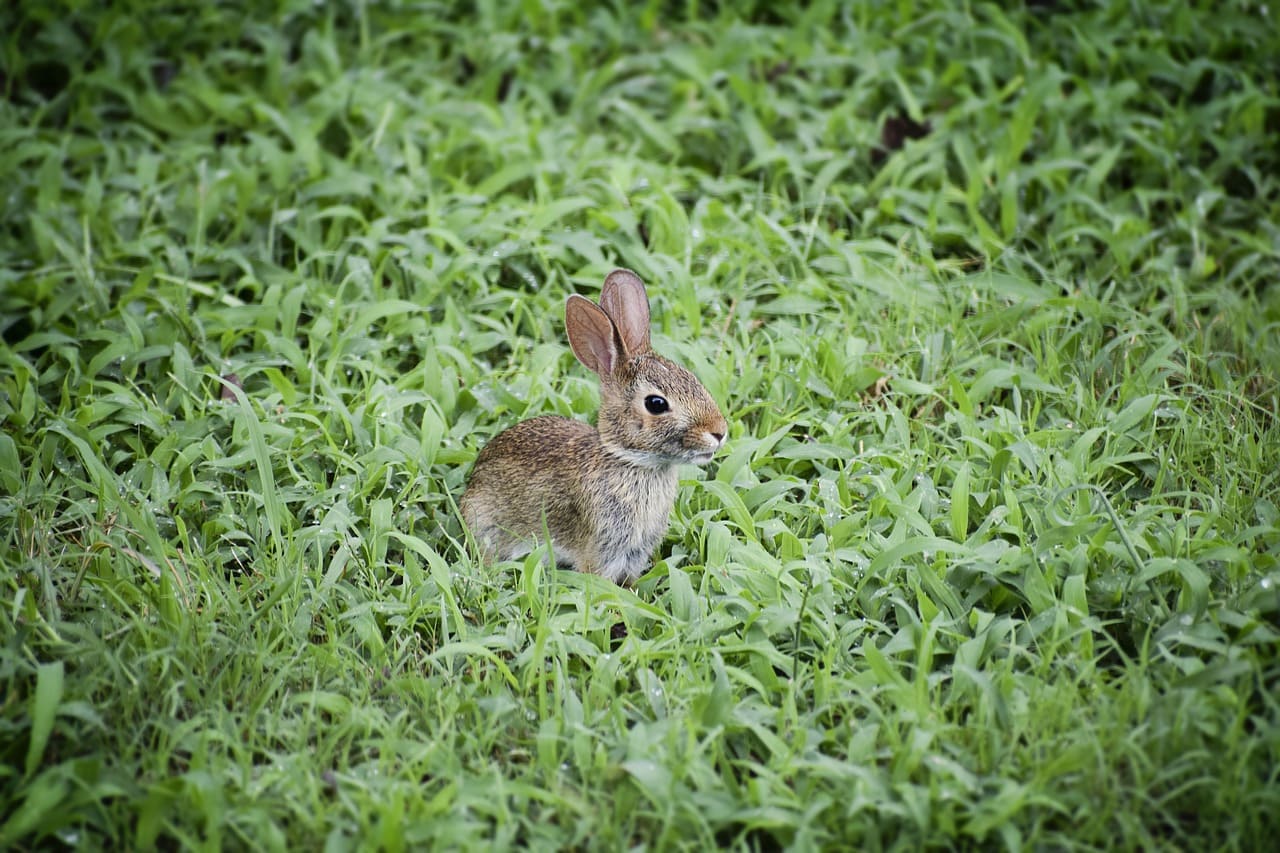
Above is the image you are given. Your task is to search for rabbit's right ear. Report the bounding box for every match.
[566,294,621,375]
[599,269,652,356]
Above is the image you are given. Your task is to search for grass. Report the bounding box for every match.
[2,0,1279,848]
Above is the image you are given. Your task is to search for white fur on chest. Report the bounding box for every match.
[589,465,680,582]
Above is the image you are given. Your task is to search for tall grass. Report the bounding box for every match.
[2,0,1278,848]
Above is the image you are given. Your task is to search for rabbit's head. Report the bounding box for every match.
[566,269,727,468]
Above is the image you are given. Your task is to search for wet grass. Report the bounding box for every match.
[2,0,1279,848]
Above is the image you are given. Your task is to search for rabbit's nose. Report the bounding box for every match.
[709,431,725,444]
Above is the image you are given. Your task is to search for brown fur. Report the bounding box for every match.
[460,269,727,584]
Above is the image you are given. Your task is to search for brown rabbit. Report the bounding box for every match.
[460,269,728,584]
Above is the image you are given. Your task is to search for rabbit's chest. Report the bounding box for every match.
[594,468,678,545]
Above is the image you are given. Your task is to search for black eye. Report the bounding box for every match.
[644,395,670,415]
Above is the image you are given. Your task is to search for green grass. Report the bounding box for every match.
[3,0,1279,848]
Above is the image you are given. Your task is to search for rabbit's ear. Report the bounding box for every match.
[600,269,651,356]
[566,294,621,375]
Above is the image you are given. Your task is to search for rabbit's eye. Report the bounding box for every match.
[644,395,670,414]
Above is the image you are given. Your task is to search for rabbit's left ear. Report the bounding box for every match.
[566,294,622,375]
[600,269,652,357]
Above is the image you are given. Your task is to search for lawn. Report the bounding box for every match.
[2,0,1279,848]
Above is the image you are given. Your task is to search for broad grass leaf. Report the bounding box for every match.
[1139,557,1210,615]
[773,442,848,462]
[915,563,964,621]
[1000,74,1051,174]
[1084,144,1124,193]
[621,759,672,804]
[25,662,64,779]
[964,271,1054,305]
[666,564,698,622]
[608,99,678,155]
[428,642,518,689]
[950,461,970,541]
[45,422,116,491]
[702,479,759,542]
[1018,560,1056,614]
[694,653,733,728]
[387,530,469,636]
[755,294,827,316]
[352,299,428,329]
[221,380,285,543]
[1109,393,1161,435]
[868,536,968,577]
[0,767,70,847]
[0,432,19,492]
[1062,574,1089,616]
[419,402,447,466]
[527,197,595,232]
[860,638,909,690]
[967,365,1063,403]
[475,161,540,197]
[289,691,353,716]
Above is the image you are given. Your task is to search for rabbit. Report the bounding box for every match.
[460,268,728,585]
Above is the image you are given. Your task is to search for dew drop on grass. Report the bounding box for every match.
[1260,576,1273,590]
[1180,614,1193,627]
[53,449,75,474]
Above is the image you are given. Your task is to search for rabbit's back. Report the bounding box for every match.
[460,415,596,565]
